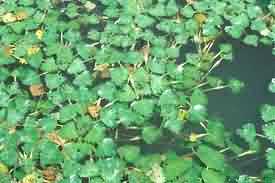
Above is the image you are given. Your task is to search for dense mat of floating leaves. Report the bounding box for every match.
[0,0,275,182]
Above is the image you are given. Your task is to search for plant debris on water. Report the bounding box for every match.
[0,0,275,182]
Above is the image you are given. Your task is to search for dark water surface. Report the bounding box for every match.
[139,39,275,176]
[208,39,275,175]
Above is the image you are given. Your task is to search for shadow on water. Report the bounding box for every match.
[207,38,275,175]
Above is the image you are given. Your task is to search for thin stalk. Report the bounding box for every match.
[201,57,223,82]
[188,81,208,91]
[203,85,229,92]
[219,147,230,153]
[256,133,267,138]
[236,150,257,159]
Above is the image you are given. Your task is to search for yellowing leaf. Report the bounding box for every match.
[194,13,207,24]
[148,163,166,183]
[35,29,44,40]
[178,109,188,120]
[84,1,96,11]
[15,11,28,21]
[94,64,110,78]
[0,162,9,174]
[189,133,207,142]
[27,46,40,56]
[22,174,36,183]
[2,13,17,23]
[19,58,27,64]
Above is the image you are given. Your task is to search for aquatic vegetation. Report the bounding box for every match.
[0,0,275,182]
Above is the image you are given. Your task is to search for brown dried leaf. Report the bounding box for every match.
[94,64,109,72]
[47,132,66,147]
[141,44,150,63]
[94,64,110,78]
[127,65,135,75]
[3,45,15,56]
[88,104,101,118]
[42,167,57,182]
[29,84,45,97]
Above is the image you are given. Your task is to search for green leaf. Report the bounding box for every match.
[237,123,257,145]
[237,175,256,183]
[148,59,166,74]
[135,14,155,28]
[180,6,195,18]
[73,71,93,86]
[159,89,178,105]
[268,79,275,93]
[62,160,81,178]
[166,47,180,58]
[84,124,106,144]
[189,104,207,123]
[58,122,78,140]
[41,58,58,72]
[196,145,226,171]
[142,126,162,144]
[63,143,91,161]
[262,169,275,183]
[149,4,166,17]
[205,120,225,147]
[96,138,116,157]
[225,25,243,39]
[228,78,245,94]
[164,119,183,134]
[40,116,57,133]
[118,85,136,102]
[251,19,266,32]
[128,170,152,183]
[243,35,259,47]
[65,3,79,18]
[97,82,117,101]
[201,169,226,183]
[97,158,125,183]
[39,141,63,167]
[151,75,166,95]
[67,58,86,74]
[163,156,192,180]
[59,104,80,123]
[131,99,155,117]
[100,107,118,128]
[118,145,140,163]
[110,67,129,86]
[263,123,275,144]
[266,148,275,169]
[190,89,208,106]
[166,0,178,16]
[123,51,143,64]
[45,73,65,89]
[261,104,275,122]
[19,69,41,86]
[79,161,99,178]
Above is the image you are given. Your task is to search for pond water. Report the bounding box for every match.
[208,39,275,175]
[140,38,275,176]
